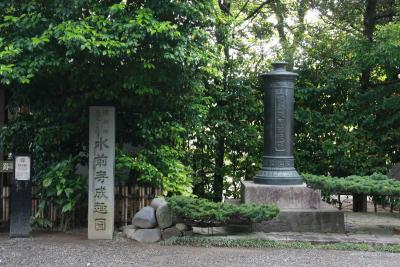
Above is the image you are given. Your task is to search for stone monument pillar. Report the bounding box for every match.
[88,106,115,239]
[241,62,344,233]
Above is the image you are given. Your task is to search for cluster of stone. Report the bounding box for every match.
[122,197,192,243]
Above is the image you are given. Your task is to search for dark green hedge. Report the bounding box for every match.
[303,173,400,196]
[167,196,279,225]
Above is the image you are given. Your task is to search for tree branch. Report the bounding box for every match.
[319,13,363,35]
[370,79,400,88]
[374,11,396,21]
[234,0,251,19]
[244,0,274,21]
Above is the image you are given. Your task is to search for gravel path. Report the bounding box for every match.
[0,232,399,267]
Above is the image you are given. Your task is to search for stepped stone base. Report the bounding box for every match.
[252,208,344,233]
[241,181,344,233]
[241,181,321,209]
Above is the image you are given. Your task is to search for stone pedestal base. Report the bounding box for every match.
[252,208,344,233]
[241,181,344,233]
[241,181,321,209]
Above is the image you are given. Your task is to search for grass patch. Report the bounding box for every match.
[162,236,400,253]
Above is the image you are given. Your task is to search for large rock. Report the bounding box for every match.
[132,206,157,229]
[161,227,182,240]
[151,197,167,210]
[156,205,173,229]
[131,228,161,243]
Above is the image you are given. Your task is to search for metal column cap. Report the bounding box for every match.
[260,62,298,78]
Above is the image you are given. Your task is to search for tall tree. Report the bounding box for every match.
[295,0,400,176]
[193,0,275,201]
[0,0,216,195]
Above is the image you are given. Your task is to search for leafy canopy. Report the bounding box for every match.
[0,0,216,195]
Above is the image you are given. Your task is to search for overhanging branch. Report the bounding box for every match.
[244,0,274,21]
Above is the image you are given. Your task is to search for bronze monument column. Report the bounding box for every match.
[254,62,303,185]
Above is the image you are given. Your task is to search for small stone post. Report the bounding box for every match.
[253,62,303,185]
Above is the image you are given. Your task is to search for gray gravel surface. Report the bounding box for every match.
[0,232,399,267]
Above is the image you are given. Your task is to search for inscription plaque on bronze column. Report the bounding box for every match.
[253,62,303,185]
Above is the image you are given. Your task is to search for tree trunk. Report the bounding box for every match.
[0,87,5,161]
[212,1,230,202]
[193,169,206,198]
[213,136,225,202]
[353,193,367,212]
[360,0,378,91]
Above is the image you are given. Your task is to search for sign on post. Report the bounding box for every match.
[88,106,115,239]
[10,155,32,238]
[14,156,31,180]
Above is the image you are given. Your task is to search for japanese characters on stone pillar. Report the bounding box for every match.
[88,106,115,239]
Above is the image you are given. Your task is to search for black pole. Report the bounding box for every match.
[10,154,32,237]
[254,62,303,185]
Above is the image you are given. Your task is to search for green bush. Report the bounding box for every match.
[167,196,279,225]
[303,173,400,196]
[33,156,86,231]
[116,148,193,196]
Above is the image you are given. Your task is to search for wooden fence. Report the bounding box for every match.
[1,183,161,229]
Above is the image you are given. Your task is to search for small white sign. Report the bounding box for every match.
[15,156,31,181]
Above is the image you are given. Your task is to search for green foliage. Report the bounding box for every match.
[163,236,400,253]
[294,3,400,176]
[164,236,315,249]
[0,0,216,199]
[116,148,192,196]
[32,156,86,231]
[167,196,279,224]
[190,0,268,200]
[2,0,400,210]
[303,173,400,197]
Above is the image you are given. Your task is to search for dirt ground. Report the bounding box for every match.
[1,203,400,267]
[0,230,400,267]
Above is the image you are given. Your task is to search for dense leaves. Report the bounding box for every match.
[0,0,216,195]
[1,0,399,205]
[304,173,400,197]
[116,148,192,196]
[294,1,400,176]
[167,195,279,225]
[33,156,86,231]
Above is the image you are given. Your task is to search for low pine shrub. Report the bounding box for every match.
[303,173,400,196]
[167,196,279,226]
